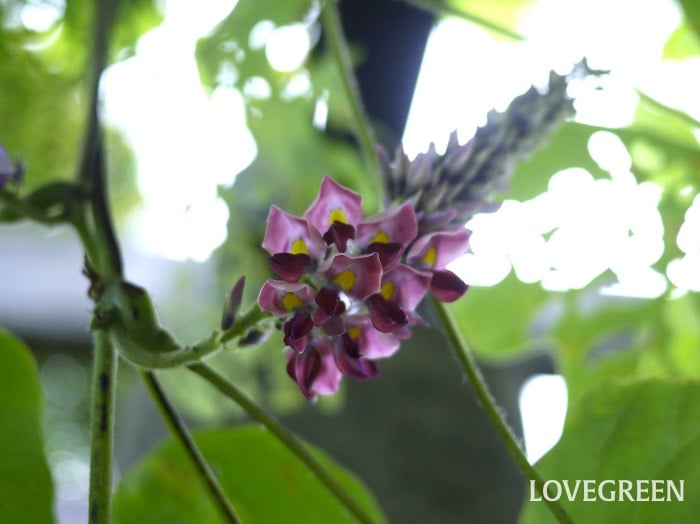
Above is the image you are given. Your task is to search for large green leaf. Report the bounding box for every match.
[0,328,54,523]
[113,425,386,524]
[520,378,700,524]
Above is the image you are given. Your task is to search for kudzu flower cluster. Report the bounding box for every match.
[257,175,469,399]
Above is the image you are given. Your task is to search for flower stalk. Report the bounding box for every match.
[431,297,573,524]
[142,371,241,524]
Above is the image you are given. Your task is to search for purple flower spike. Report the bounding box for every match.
[304,174,364,235]
[366,294,409,333]
[356,202,418,247]
[407,228,471,270]
[269,253,312,282]
[319,253,383,300]
[257,280,315,317]
[429,269,469,302]
[262,206,325,259]
[283,311,314,352]
[322,221,355,252]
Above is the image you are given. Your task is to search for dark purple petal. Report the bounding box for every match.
[430,269,469,302]
[366,294,409,333]
[283,311,314,352]
[287,349,322,400]
[269,253,312,282]
[313,287,346,325]
[323,221,355,252]
[365,242,403,269]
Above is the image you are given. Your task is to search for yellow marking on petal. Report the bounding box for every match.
[290,238,309,255]
[282,293,304,312]
[380,281,395,300]
[347,327,362,340]
[371,231,390,244]
[421,246,437,268]
[329,208,348,224]
[333,269,356,292]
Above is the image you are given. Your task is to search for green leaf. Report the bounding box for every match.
[448,273,549,360]
[677,0,700,42]
[519,378,700,524]
[663,19,700,59]
[0,327,54,524]
[506,122,607,201]
[113,425,386,524]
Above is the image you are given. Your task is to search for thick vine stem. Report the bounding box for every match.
[88,330,118,524]
[430,297,574,524]
[142,371,241,523]
[188,362,378,524]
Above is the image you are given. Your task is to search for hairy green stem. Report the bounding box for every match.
[188,363,377,524]
[88,330,118,524]
[430,297,573,524]
[142,371,241,523]
[393,0,524,40]
[321,0,384,198]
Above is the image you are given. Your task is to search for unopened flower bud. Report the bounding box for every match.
[221,276,245,330]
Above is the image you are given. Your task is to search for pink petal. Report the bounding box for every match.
[283,311,314,352]
[311,343,343,397]
[406,227,471,270]
[346,315,400,359]
[303,175,364,234]
[356,202,418,247]
[257,280,315,316]
[262,206,325,259]
[379,264,432,310]
[319,253,382,300]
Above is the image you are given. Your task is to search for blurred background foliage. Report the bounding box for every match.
[1,0,700,522]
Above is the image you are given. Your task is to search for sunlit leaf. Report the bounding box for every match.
[112,425,386,523]
[0,327,54,524]
[677,0,700,42]
[663,19,700,59]
[520,379,700,523]
[506,122,607,201]
[0,0,162,189]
